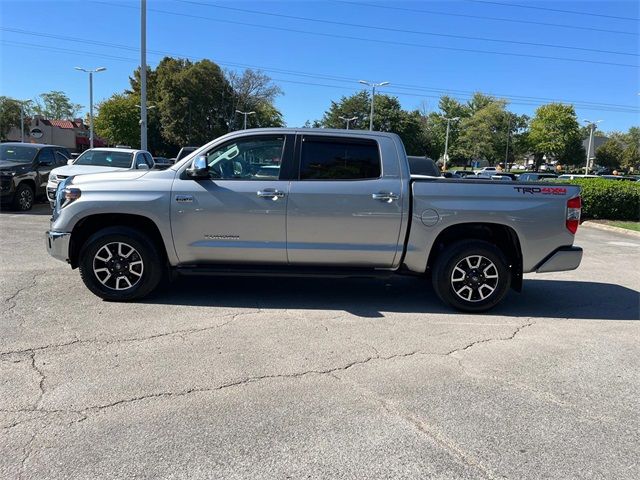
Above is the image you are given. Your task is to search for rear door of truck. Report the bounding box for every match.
[285,133,405,267]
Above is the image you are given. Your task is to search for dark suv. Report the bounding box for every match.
[0,143,71,210]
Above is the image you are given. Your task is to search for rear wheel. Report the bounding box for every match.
[79,226,164,301]
[432,240,510,312]
[12,183,34,211]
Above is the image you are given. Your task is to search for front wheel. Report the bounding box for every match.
[12,183,34,211]
[78,227,164,301]
[432,240,511,312]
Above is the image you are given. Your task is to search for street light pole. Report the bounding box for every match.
[442,116,459,172]
[359,80,390,131]
[338,116,357,130]
[140,0,148,151]
[75,67,107,149]
[235,110,255,129]
[583,119,602,175]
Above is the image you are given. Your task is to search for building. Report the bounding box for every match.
[6,116,106,152]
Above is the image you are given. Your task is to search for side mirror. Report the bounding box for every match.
[186,156,209,179]
[67,159,74,165]
[39,159,52,167]
[137,164,150,170]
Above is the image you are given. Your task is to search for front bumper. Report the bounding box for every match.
[535,246,583,273]
[46,231,71,263]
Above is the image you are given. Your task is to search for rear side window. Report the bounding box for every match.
[300,137,381,180]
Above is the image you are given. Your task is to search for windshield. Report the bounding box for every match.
[74,150,134,168]
[0,145,38,163]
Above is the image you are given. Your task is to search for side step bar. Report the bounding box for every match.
[175,264,395,279]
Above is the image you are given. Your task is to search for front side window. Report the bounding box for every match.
[75,150,134,168]
[54,150,69,165]
[300,137,381,180]
[204,136,285,180]
[37,148,55,164]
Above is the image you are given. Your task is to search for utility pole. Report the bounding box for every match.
[442,116,460,172]
[338,116,357,130]
[358,80,390,131]
[583,119,602,175]
[140,0,148,151]
[75,67,107,149]
[236,110,255,129]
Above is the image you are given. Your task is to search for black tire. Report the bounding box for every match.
[78,226,164,301]
[432,240,511,312]
[12,183,34,211]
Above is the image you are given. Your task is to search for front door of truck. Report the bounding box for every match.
[286,134,404,267]
[170,134,294,265]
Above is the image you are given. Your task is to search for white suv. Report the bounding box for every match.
[47,148,154,207]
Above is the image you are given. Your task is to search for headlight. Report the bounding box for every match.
[0,171,16,177]
[48,172,57,182]
[53,176,79,216]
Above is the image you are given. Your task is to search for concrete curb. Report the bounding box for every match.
[582,221,640,238]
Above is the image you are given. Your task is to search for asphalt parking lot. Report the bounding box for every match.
[1,204,639,480]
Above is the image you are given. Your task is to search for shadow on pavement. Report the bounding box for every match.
[143,275,640,320]
[0,203,51,216]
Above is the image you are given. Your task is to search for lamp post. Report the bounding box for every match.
[358,80,390,131]
[583,119,602,175]
[75,67,106,149]
[236,110,255,130]
[442,116,460,172]
[338,116,357,130]
[136,104,156,151]
[140,0,148,151]
[16,99,30,143]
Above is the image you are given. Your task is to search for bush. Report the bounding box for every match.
[562,178,640,221]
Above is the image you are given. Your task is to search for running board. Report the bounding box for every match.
[175,264,394,279]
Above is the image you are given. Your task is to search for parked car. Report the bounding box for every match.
[47,148,154,207]
[598,175,637,181]
[46,129,583,312]
[153,157,173,170]
[0,143,70,210]
[452,170,476,177]
[478,166,497,174]
[557,174,599,180]
[518,172,558,182]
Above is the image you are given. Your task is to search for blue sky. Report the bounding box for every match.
[1,0,638,133]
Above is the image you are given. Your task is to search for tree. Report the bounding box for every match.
[317,91,428,155]
[226,69,283,130]
[33,91,82,119]
[622,126,640,171]
[0,97,23,140]
[94,94,140,148]
[529,103,584,167]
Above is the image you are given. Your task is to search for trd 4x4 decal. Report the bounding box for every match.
[514,186,567,195]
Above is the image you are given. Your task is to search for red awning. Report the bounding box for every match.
[76,136,89,146]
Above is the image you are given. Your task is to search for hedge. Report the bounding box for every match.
[561,178,640,221]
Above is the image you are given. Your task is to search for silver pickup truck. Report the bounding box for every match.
[46,129,583,312]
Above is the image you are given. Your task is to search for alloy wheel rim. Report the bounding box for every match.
[92,242,144,290]
[19,189,33,209]
[450,255,499,302]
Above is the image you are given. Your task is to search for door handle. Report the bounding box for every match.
[372,192,399,203]
[257,189,285,200]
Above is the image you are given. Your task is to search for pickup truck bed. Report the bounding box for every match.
[46,128,582,312]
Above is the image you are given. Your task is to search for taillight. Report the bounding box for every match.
[566,196,581,234]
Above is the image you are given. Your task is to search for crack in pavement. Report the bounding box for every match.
[2,320,535,418]
[0,309,262,357]
[29,352,45,410]
[445,320,536,357]
[1,270,44,318]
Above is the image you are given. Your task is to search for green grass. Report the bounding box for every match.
[596,220,640,232]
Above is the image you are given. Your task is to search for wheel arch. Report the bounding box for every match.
[69,213,168,269]
[426,222,523,292]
